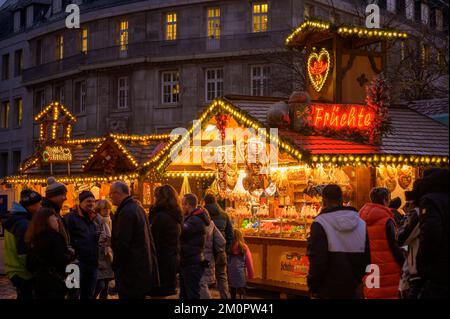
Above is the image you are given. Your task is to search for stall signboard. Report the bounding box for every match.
[42,146,73,163]
[280,252,309,283]
[311,104,375,131]
[308,48,332,92]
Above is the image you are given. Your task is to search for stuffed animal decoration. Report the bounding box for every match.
[288,91,311,131]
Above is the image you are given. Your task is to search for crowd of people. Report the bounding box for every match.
[1,167,447,299]
[1,178,254,300]
[307,168,448,299]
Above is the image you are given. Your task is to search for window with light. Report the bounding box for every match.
[119,20,129,51]
[207,8,221,39]
[81,28,88,54]
[166,13,177,41]
[56,35,64,60]
[253,3,268,33]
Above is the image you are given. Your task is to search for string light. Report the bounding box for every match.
[286,19,408,46]
[5,173,140,185]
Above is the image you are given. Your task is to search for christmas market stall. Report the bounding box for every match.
[144,19,449,296]
[1,102,171,212]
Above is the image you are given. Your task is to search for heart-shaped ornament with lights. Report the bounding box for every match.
[308,48,332,92]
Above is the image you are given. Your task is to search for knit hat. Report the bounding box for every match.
[20,189,42,208]
[79,190,95,204]
[45,177,68,198]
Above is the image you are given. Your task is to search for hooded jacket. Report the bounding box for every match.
[202,220,226,285]
[180,206,211,267]
[0,202,33,280]
[359,203,404,299]
[204,203,234,251]
[148,205,183,296]
[307,206,370,299]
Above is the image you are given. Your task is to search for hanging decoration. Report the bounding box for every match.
[307,48,332,92]
[214,113,230,197]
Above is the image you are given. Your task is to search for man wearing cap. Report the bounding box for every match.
[0,189,42,299]
[64,190,100,299]
[42,176,70,244]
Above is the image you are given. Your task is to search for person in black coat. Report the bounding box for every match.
[64,190,100,299]
[110,181,159,299]
[148,185,183,297]
[180,193,210,299]
[389,197,405,227]
[25,208,74,299]
[411,168,449,299]
[203,193,232,299]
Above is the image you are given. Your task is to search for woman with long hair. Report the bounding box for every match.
[25,207,74,299]
[228,228,254,299]
[93,199,114,299]
[148,185,183,298]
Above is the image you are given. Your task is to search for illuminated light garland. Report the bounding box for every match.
[150,99,304,174]
[306,154,448,167]
[286,19,408,46]
[5,173,140,185]
[164,171,216,178]
[285,20,331,45]
[307,48,332,92]
[66,137,106,145]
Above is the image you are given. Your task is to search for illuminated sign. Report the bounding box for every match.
[42,146,72,163]
[307,48,331,92]
[311,104,375,131]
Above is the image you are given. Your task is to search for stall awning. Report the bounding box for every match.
[279,130,378,154]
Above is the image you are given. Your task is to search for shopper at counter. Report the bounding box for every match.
[180,193,210,299]
[359,187,405,299]
[307,184,370,299]
[203,193,232,299]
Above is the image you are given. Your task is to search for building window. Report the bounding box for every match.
[117,76,129,109]
[405,0,414,20]
[56,35,63,60]
[54,85,65,103]
[14,98,22,128]
[34,90,45,115]
[252,2,268,33]
[251,65,269,96]
[387,0,396,13]
[1,101,9,129]
[12,151,21,174]
[165,13,177,41]
[0,153,8,177]
[36,39,43,65]
[162,71,179,104]
[421,3,429,25]
[14,50,23,77]
[81,27,88,54]
[74,81,86,113]
[119,20,128,52]
[2,54,9,80]
[205,68,223,102]
[207,8,221,39]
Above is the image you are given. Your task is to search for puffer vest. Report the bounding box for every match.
[359,203,401,299]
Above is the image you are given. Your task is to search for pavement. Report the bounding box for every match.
[0,275,277,299]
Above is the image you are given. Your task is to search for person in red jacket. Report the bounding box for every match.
[359,187,405,299]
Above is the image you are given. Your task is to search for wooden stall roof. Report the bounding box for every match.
[222,96,449,157]
[404,98,449,118]
[285,19,409,47]
[18,134,171,177]
[381,106,449,156]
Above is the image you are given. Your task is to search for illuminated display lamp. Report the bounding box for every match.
[307,48,332,92]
